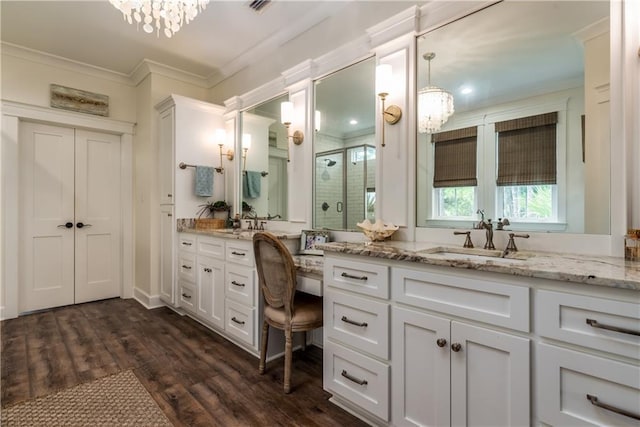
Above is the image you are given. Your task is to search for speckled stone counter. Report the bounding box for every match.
[177,220,300,241]
[317,241,640,291]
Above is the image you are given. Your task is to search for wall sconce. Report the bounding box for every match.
[281,101,304,146]
[376,64,402,147]
[242,134,251,172]
[213,128,226,174]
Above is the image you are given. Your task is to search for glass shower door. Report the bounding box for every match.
[315,152,344,229]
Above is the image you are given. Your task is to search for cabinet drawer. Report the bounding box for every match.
[325,290,389,359]
[177,233,196,253]
[226,240,254,267]
[177,252,196,282]
[323,341,390,421]
[537,290,640,360]
[538,343,640,426]
[297,273,323,297]
[225,299,255,347]
[226,265,255,306]
[392,267,530,332]
[197,235,225,259]
[178,281,197,313]
[324,256,389,299]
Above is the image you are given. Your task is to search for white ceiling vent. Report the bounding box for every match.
[248,0,271,13]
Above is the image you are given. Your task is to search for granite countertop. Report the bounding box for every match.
[316,241,640,291]
[292,255,324,276]
[178,226,301,241]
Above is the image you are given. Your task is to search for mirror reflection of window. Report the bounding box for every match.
[416,1,610,234]
[313,57,376,230]
[240,93,290,221]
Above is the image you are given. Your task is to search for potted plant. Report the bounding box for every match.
[195,201,231,230]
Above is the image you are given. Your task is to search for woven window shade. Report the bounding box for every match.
[496,112,557,186]
[433,126,477,188]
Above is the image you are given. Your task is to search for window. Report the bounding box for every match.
[432,126,478,218]
[496,112,558,222]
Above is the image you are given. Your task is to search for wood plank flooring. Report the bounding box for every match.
[1,298,367,426]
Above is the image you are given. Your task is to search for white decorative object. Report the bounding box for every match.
[357,219,399,242]
[109,0,210,38]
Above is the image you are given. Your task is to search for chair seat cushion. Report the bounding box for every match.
[264,292,323,329]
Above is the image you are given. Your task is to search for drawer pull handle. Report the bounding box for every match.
[341,272,368,281]
[182,242,192,246]
[587,394,640,420]
[341,316,368,328]
[586,318,640,337]
[231,251,246,256]
[181,293,191,299]
[181,265,192,270]
[436,338,447,348]
[341,370,367,386]
[451,343,462,352]
[231,317,245,326]
[231,280,246,288]
[204,268,212,273]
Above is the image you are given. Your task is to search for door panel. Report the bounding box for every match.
[19,122,121,312]
[20,122,75,312]
[74,129,121,303]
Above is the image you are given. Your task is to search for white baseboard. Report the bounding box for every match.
[133,287,165,309]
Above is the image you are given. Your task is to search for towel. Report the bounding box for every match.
[243,171,261,199]
[195,166,214,197]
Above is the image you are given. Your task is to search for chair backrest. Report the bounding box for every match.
[253,232,297,317]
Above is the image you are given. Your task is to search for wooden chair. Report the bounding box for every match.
[253,232,323,393]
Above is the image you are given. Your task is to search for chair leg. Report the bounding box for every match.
[259,320,269,374]
[284,326,292,393]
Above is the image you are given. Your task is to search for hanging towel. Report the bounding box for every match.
[243,171,262,199]
[195,166,214,197]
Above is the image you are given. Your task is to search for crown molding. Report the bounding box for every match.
[573,17,610,44]
[311,35,373,81]
[367,5,420,48]
[1,42,132,86]
[282,60,315,88]
[129,59,209,88]
[236,77,286,111]
[224,96,243,112]
[418,1,497,35]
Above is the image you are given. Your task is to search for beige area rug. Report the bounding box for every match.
[1,370,172,426]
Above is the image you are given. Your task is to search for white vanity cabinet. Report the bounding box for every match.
[195,235,225,329]
[223,239,258,349]
[159,205,176,305]
[536,290,640,426]
[323,256,391,422]
[391,266,530,427]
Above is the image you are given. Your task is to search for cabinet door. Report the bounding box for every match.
[158,106,174,205]
[159,205,175,305]
[197,255,225,329]
[450,321,530,427]
[392,307,450,427]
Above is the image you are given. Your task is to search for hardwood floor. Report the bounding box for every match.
[1,298,367,426]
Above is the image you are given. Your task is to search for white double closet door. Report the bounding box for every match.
[19,121,122,313]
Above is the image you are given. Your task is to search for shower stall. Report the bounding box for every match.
[314,145,376,230]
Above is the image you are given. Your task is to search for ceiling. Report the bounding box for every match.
[0,0,349,83]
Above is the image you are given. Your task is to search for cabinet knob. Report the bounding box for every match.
[204,268,212,273]
[451,343,462,352]
[168,194,172,197]
[436,338,447,348]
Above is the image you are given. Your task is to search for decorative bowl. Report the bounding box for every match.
[357,219,399,242]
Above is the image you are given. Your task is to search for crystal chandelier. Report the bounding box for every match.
[418,53,454,134]
[109,0,210,38]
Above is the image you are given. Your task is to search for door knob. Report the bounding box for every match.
[76,222,92,229]
[57,222,73,229]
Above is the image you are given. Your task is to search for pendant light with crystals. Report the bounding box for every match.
[418,53,454,134]
[109,0,210,38]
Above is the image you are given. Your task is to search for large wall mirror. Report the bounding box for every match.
[416,1,610,234]
[240,93,289,220]
[314,56,376,230]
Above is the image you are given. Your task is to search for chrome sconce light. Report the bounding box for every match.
[213,128,227,174]
[375,64,402,147]
[280,101,304,162]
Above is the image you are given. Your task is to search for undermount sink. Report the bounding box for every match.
[422,246,531,262]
